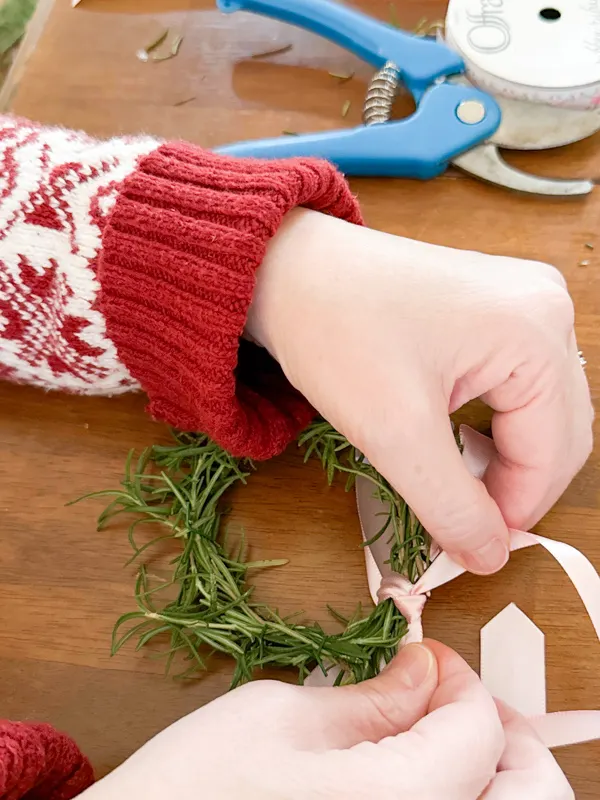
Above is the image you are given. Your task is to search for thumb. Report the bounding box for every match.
[371,398,510,575]
[307,643,438,749]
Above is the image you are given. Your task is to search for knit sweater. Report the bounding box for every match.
[0,115,363,459]
[0,115,363,798]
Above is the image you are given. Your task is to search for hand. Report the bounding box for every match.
[248,210,593,574]
[80,641,571,800]
[483,701,574,799]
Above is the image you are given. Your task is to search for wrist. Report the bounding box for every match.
[246,208,309,356]
[247,209,356,361]
[246,209,404,374]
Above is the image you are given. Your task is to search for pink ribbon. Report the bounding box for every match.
[354,426,600,750]
[377,574,428,645]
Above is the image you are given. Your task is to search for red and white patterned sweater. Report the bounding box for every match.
[0,115,363,459]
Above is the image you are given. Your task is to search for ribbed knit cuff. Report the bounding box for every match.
[98,142,363,459]
[0,721,93,799]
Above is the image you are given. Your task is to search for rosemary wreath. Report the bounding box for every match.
[79,420,431,687]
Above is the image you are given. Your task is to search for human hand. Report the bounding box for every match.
[80,641,571,800]
[482,700,574,799]
[248,209,593,574]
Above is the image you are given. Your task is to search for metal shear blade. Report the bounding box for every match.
[448,76,596,196]
[453,144,593,197]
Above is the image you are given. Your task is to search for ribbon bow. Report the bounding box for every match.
[354,426,600,750]
[377,574,428,645]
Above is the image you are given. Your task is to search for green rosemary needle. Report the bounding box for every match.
[77,423,430,686]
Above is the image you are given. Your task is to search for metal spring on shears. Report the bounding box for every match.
[363,61,401,126]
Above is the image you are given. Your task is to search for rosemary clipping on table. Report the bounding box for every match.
[78,421,430,687]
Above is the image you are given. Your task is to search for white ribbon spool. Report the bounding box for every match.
[445,0,600,110]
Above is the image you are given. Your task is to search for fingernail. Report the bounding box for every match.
[398,643,435,690]
[457,538,509,575]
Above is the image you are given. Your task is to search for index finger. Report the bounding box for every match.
[484,341,593,531]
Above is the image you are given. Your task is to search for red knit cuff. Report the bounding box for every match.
[0,721,93,799]
[98,143,363,459]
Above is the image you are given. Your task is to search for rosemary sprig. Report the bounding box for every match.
[137,30,184,63]
[152,34,184,63]
[173,96,197,108]
[136,29,169,62]
[298,420,430,581]
[329,71,355,84]
[80,423,429,686]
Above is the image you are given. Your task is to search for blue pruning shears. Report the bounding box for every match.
[214,0,502,182]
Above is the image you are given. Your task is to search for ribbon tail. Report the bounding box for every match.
[481,603,546,717]
[355,475,389,599]
[527,533,600,641]
[530,711,600,749]
[304,664,342,688]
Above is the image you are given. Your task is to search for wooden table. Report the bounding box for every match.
[0,0,599,793]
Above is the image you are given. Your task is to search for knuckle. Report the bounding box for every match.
[512,257,568,290]
[525,283,574,332]
[500,285,574,358]
[531,260,568,290]
[500,280,575,325]
[545,284,575,330]
[582,423,594,458]
[574,425,594,472]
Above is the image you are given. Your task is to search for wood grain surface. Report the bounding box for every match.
[0,0,599,793]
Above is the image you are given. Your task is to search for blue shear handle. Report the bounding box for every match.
[216,83,501,179]
[217,0,464,95]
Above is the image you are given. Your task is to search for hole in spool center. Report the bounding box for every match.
[539,7,561,20]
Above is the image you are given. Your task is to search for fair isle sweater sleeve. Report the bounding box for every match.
[0,116,363,459]
[0,117,157,395]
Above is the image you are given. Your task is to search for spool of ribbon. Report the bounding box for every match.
[445,0,600,110]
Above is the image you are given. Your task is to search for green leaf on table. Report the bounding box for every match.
[0,0,37,56]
